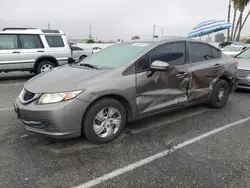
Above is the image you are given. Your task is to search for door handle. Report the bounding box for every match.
[176,72,188,78]
[12,51,20,53]
[37,50,44,52]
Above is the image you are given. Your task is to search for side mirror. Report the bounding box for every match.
[150,60,169,71]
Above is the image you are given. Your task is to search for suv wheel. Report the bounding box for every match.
[83,98,127,144]
[36,61,55,74]
[208,79,230,109]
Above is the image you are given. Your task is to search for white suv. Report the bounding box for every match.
[0,28,73,74]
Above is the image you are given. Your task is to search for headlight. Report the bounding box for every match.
[38,90,83,104]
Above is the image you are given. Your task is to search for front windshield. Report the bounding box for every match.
[78,42,153,68]
[223,46,242,52]
[236,48,250,58]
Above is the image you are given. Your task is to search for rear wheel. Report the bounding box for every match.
[36,61,55,74]
[79,55,87,61]
[83,98,127,144]
[208,79,230,109]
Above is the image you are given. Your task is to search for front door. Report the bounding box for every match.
[0,34,22,71]
[136,41,190,116]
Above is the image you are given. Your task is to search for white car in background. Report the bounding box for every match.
[222,45,248,57]
[71,46,93,61]
[92,46,102,53]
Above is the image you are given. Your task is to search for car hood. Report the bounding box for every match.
[24,65,108,93]
[236,58,250,70]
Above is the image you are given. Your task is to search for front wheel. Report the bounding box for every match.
[208,79,230,109]
[83,98,127,144]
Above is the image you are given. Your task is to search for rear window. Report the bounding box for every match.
[45,36,64,47]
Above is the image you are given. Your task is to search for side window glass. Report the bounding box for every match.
[19,35,43,49]
[0,35,18,49]
[150,42,186,66]
[211,46,220,59]
[45,36,64,47]
[189,43,213,63]
[136,54,150,72]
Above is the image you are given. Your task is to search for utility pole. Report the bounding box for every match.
[227,0,231,41]
[89,24,92,39]
[161,27,164,37]
[153,25,156,37]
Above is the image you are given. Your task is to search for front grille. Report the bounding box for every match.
[23,90,35,101]
[237,69,250,77]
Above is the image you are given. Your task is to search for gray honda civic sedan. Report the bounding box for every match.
[14,37,238,144]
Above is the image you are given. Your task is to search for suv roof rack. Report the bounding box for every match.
[41,29,60,34]
[2,27,37,31]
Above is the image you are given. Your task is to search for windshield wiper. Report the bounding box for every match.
[79,63,100,69]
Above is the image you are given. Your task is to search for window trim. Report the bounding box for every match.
[187,42,220,64]
[18,34,44,49]
[0,34,19,50]
[135,41,188,74]
[45,35,65,48]
[210,45,221,59]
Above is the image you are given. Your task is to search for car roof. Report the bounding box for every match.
[126,37,210,45]
[0,28,65,35]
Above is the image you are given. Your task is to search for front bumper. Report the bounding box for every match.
[14,98,90,139]
[237,77,250,89]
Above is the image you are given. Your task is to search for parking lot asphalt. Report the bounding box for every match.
[0,72,250,188]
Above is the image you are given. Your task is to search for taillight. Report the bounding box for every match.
[234,61,238,66]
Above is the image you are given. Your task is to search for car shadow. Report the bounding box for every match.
[0,72,34,81]
[235,88,250,93]
[21,104,208,153]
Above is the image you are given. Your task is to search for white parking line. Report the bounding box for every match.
[0,107,13,111]
[74,116,250,188]
[0,83,24,87]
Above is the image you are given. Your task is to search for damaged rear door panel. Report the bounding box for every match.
[136,41,190,116]
[186,42,227,103]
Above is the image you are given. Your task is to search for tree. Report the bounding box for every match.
[87,39,95,43]
[246,38,250,43]
[231,0,250,41]
[215,33,226,42]
[153,35,159,38]
[131,36,140,40]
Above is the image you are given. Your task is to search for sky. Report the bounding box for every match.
[0,0,249,41]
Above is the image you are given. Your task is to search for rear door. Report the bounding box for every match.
[187,42,223,102]
[19,34,45,69]
[136,41,190,115]
[0,34,22,70]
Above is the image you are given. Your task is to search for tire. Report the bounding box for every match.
[208,79,230,109]
[83,98,127,144]
[36,61,55,74]
[79,55,87,61]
